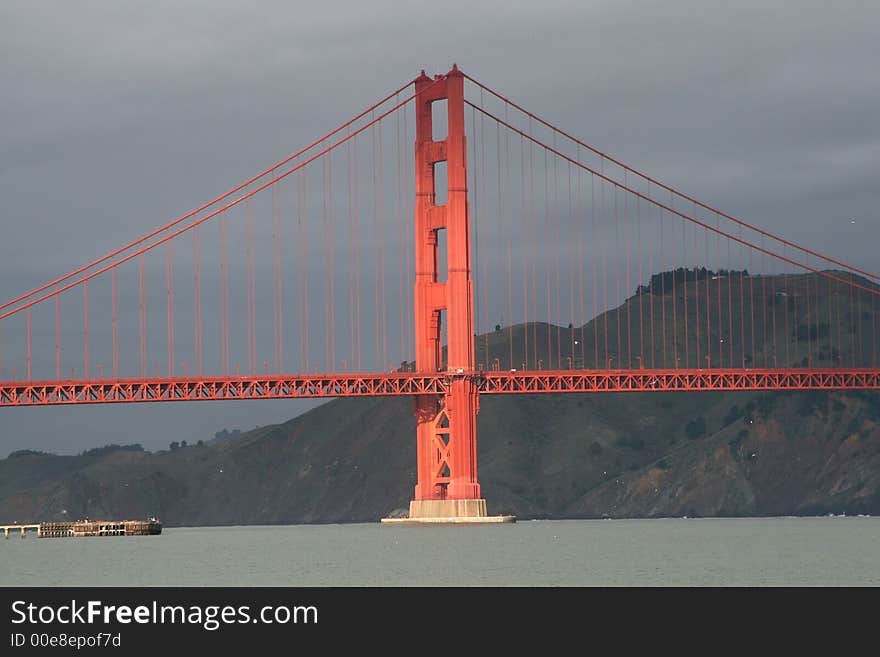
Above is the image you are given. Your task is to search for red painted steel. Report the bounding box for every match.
[478,368,880,394]
[2,368,878,407]
[3,64,880,525]
[412,65,480,502]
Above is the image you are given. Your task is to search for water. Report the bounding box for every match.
[2,517,878,586]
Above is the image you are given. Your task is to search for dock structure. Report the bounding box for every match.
[2,524,40,539]
[2,519,161,538]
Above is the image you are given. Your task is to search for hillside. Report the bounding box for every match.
[2,270,879,524]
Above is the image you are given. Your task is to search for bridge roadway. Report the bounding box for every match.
[1,367,878,406]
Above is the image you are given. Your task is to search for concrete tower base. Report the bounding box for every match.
[380,499,515,524]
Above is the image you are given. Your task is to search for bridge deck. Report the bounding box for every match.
[0,368,878,406]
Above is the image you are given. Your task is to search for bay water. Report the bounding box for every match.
[2,516,878,587]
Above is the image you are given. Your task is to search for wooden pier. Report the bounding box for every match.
[2,519,161,538]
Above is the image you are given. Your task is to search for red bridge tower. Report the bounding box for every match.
[407,65,506,521]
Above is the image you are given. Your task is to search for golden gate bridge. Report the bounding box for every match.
[1,65,878,520]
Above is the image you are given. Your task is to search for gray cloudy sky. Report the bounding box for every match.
[1,0,878,456]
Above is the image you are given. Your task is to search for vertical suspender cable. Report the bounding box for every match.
[614,186,621,367]
[322,155,329,371]
[544,150,552,367]
[497,118,506,367]
[530,126,537,367]
[761,236,767,368]
[638,195,644,367]
[680,198,688,368]
[813,259,821,367]
[856,281,863,365]
[505,107,513,369]
[738,234,745,367]
[353,135,361,371]
[403,103,412,368]
[521,134,528,369]
[835,277,842,366]
[296,173,305,372]
[379,121,386,372]
[805,257,812,366]
[471,107,479,365]
[348,129,356,370]
[279,179,285,373]
[83,281,90,378]
[724,233,731,365]
[26,308,31,380]
[850,273,856,366]
[480,95,489,367]
[770,241,779,367]
[396,97,405,370]
[578,148,585,366]
[659,198,665,368]
[553,136,561,368]
[749,226,756,367]
[112,268,118,377]
[304,170,310,373]
[272,181,281,373]
[669,193,677,368]
[245,198,252,374]
[568,161,575,367]
[408,101,415,368]
[783,245,789,367]
[251,197,257,374]
[647,183,662,367]
[55,293,61,379]
[872,286,877,367]
[296,171,303,371]
[792,250,802,368]
[625,174,631,368]
[601,161,608,366]
[166,241,174,376]
[139,254,146,376]
[328,151,335,371]
[193,226,202,376]
[716,213,722,367]
[705,225,711,367]
[220,211,230,376]
[372,120,380,370]
[693,204,700,369]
